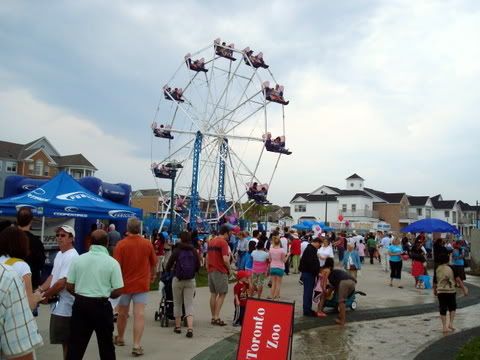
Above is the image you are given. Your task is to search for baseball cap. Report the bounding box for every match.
[57,225,75,237]
[236,270,250,280]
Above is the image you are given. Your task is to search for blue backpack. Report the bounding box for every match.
[175,249,196,280]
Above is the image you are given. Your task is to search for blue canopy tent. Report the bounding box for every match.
[292,220,333,232]
[401,218,459,235]
[0,172,142,251]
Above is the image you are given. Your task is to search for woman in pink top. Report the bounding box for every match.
[268,235,287,300]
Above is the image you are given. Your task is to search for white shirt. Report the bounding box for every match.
[317,245,334,267]
[280,236,289,252]
[0,255,31,278]
[50,248,79,317]
[300,241,309,256]
[380,236,391,248]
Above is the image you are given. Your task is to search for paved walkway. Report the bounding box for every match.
[33,261,479,359]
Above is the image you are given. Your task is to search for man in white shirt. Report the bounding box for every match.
[379,233,392,272]
[39,224,79,359]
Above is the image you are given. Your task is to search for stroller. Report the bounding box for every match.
[155,272,174,327]
[324,288,366,311]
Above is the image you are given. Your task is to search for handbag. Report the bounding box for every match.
[401,254,410,261]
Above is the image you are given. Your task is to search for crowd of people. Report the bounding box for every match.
[0,209,473,359]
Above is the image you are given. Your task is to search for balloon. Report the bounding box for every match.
[229,215,237,224]
[338,215,344,222]
[312,224,322,237]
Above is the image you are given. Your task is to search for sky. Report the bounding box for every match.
[0,0,479,207]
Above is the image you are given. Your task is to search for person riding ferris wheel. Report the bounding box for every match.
[150,38,292,233]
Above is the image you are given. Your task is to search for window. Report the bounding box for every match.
[351,204,356,212]
[452,211,456,223]
[34,160,44,176]
[0,161,2,171]
[342,204,347,212]
[444,211,450,218]
[426,209,431,218]
[294,205,306,212]
[5,161,17,173]
[350,183,354,187]
[44,165,49,176]
[86,170,92,177]
[417,208,422,216]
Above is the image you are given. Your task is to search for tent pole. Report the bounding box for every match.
[40,216,45,242]
[141,221,143,236]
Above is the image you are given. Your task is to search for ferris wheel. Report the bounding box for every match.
[150,38,292,231]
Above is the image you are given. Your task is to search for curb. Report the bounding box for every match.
[192,284,480,360]
[415,326,480,360]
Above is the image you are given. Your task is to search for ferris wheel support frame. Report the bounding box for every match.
[189,131,203,230]
[217,138,228,214]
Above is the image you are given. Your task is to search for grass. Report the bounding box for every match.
[456,337,480,360]
[150,267,235,291]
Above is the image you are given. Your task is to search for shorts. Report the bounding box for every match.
[438,293,457,315]
[452,265,466,281]
[337,279,356,303]
[270,268,284,277]
[208,271,228,294]
[252,273,267,288]
[50,314,71,344]
[118,292,148,306]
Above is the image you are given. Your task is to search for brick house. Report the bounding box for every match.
[0,137,97,196]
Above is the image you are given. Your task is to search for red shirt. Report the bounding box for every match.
[207,236,229,274]
[154,240,165,256]
[234,281,249,306]
[290,238,301,255]
[114,234,157,293]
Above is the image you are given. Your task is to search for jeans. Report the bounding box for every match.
[338,248,345,262]
[368,247,376,264]
[302,272,315,315]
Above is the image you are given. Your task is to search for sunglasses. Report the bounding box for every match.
[56,233,68,238]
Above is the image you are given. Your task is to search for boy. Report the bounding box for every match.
[233,270,250,326]
[434,253,468,333]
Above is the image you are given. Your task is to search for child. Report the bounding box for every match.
[268,235,287,300]
[233,270,250,326]
[251,240,269,298]
[343,243,361,279]
[357,240,366,264]
[434,253,468,334]
[314,266,329,318]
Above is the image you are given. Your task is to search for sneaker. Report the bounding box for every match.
[132,346,144,357]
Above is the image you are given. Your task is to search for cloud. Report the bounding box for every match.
[0,87,156,189]
[0,0,479,207]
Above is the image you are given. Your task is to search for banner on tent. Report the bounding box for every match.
[31,218,75,250]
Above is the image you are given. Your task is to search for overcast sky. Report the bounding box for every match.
[1,0,479,207]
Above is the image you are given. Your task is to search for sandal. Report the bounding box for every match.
[214,319,227,326]
[186,328,193,338]
[173,327,181,334]
[113,335,125,346]
[211,318,217,325]
[132,346,144,357]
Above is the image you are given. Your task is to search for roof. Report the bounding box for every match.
[407,196,430,206]
[457,201,476,211]
[433,200,456,210]
[0,140,24,159]
[290,193,337,203]
[52,154,97,170]
[365,188,405,203]
[337,190,372,198]
[346,173,364,180]
[133,189,164,197]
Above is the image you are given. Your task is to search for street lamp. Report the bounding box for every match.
[165,161,183,234]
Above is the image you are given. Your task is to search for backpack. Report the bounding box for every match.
[175,249,196,280]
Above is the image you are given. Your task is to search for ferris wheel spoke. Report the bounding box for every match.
[205,58,243,132]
